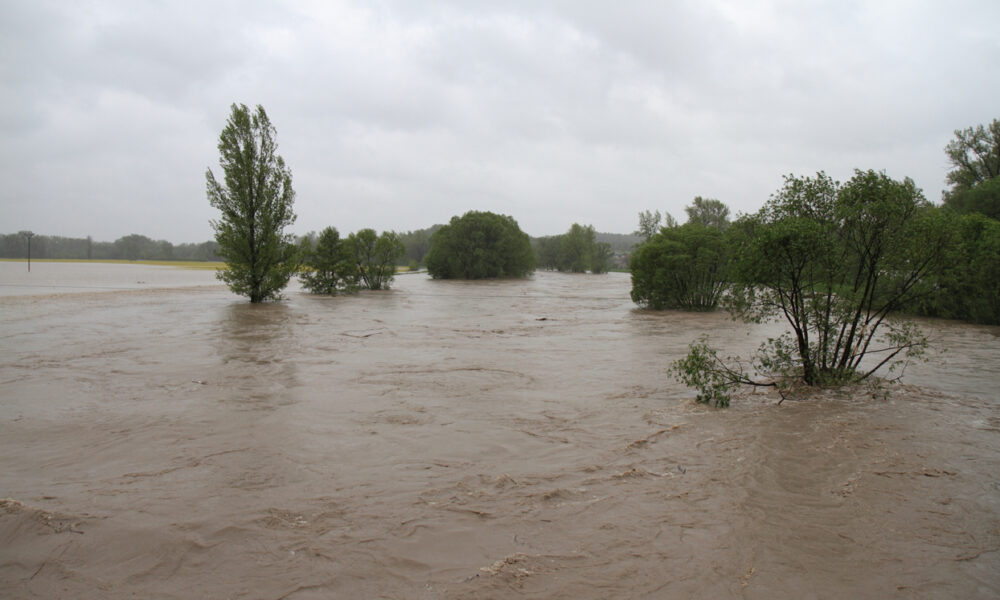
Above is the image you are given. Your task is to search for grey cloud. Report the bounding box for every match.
[2,0,999,242]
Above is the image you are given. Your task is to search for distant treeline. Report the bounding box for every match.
[0,233,221,262]
[3,227,641,269]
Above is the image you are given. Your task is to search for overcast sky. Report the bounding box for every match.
[2,1,998,243]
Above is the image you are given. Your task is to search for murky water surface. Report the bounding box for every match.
[1,264,998,598]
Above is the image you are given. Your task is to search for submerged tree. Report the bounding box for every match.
[630,198,732,311]
[630,223,729,310]
[675,170,952,406]
[589,239,614,274]
[557,223,594,273]
[425,211,534,279]
[534,223,613,274]
[347,229,405,290]
[300,226,358,294]
[207,103,298,303]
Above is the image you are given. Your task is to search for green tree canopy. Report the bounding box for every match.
[906,210,1000,325]
[942,118,1000,219]
[113,234,159,261]
[944,165,1000,220]
[533,235,561,270]
[557,223,595,273]
[589,240,614,274]
[425,211,534,279]
[535,223,613,274]
[299,226,358,294]
[347,229,405,290]
[397,226,440,266]
[635,210,661,242]
[630,198,732,311]
[684,196,730,229]
[677,170,952,406]
[207,103,298,302]
[944,118,1000,194]
[634,209,678,242]
[630,223,729,310]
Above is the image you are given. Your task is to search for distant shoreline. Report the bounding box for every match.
[0,258,224,270]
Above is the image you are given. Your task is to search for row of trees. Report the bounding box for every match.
[2,221,625,278]
[204,104,622,299]
[633,175,999,323]
[299,227,405,294]
[0,232,220,262]
[399,224,633,272]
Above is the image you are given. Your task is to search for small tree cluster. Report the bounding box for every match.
[534,223,613,274]
[299,227,356,294]
[348,229,405,290]
[300,227,405,294]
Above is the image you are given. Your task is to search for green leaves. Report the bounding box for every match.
[425,211,534,279]
[348,229,405,290]
[908,211,1000,324]
[944,118,1000,194]
[730,170,935,387]
[300,227,406,293]
[670,338,734,408]
[208,104,297,303]
[684,197,730,230]
[300,226,358,295]
[674,169,944,405]
[535,223,612,274]
[630,222,729,310]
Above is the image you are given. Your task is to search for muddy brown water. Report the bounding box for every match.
[1,264,999,598]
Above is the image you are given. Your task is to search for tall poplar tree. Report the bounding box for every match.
[207,103,298,302]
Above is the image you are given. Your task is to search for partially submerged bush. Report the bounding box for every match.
[299,226,358,294]
[630,223,729,310]
[425,211,534,279]
[674,170,946,406]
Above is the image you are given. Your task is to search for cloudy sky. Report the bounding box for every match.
[2,1,998,243]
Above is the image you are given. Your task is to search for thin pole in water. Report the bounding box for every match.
[23,231,34,272]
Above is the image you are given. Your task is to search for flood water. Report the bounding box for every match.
[1,263,999,598]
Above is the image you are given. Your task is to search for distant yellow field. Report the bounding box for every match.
[0,259,225,270]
